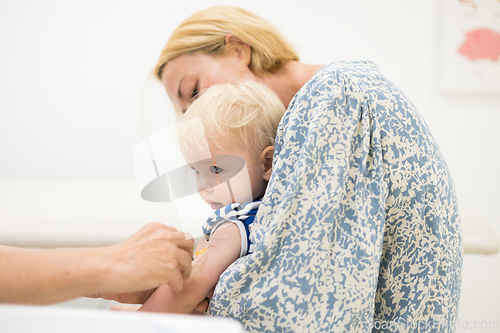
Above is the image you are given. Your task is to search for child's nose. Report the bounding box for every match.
[197,175,216,193]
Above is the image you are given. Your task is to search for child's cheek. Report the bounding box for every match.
[228,169,253,204]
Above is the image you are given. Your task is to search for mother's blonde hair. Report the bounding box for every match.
[176,81,286,155]
[154,5,299,80]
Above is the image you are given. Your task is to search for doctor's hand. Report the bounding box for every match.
[91,222,193,302]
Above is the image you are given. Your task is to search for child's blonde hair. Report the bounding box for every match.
[176,81,286,155]
[154,5,299,80]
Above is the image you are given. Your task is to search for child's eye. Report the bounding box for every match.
[191,84,199,100]
[210,166,223,174]
[190,167,199,174]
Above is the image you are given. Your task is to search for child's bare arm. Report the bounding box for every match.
[138,222,241,313]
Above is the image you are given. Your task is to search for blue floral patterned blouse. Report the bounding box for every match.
[206,61,463,333]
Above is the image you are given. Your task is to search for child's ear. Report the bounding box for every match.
[260,146,274,181]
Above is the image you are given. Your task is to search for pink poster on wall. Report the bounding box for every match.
[439,0,500,92]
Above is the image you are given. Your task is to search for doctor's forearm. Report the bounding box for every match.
[0,222,194,305]
[0,245,117,305]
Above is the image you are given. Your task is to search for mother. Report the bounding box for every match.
[154,6,462,332]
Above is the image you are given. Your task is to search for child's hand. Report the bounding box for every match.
[194,288,214,313]
[110,304,142,311]
[89,288,156,304]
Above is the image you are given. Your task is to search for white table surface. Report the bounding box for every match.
[0,304,244,333]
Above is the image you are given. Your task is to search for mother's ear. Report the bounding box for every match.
[225,35,251,66]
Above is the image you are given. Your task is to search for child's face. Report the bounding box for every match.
[183,141,270,210]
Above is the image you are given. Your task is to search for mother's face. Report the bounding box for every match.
[162,52,256,112]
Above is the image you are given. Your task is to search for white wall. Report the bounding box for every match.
[1,0,499,331]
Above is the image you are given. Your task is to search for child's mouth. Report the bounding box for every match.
[209,202,224,210]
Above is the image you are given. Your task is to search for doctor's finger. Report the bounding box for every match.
[164,232,194,253]
[173,245,193,279]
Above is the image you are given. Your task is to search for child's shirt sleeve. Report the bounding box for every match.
[202,201,261,258]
